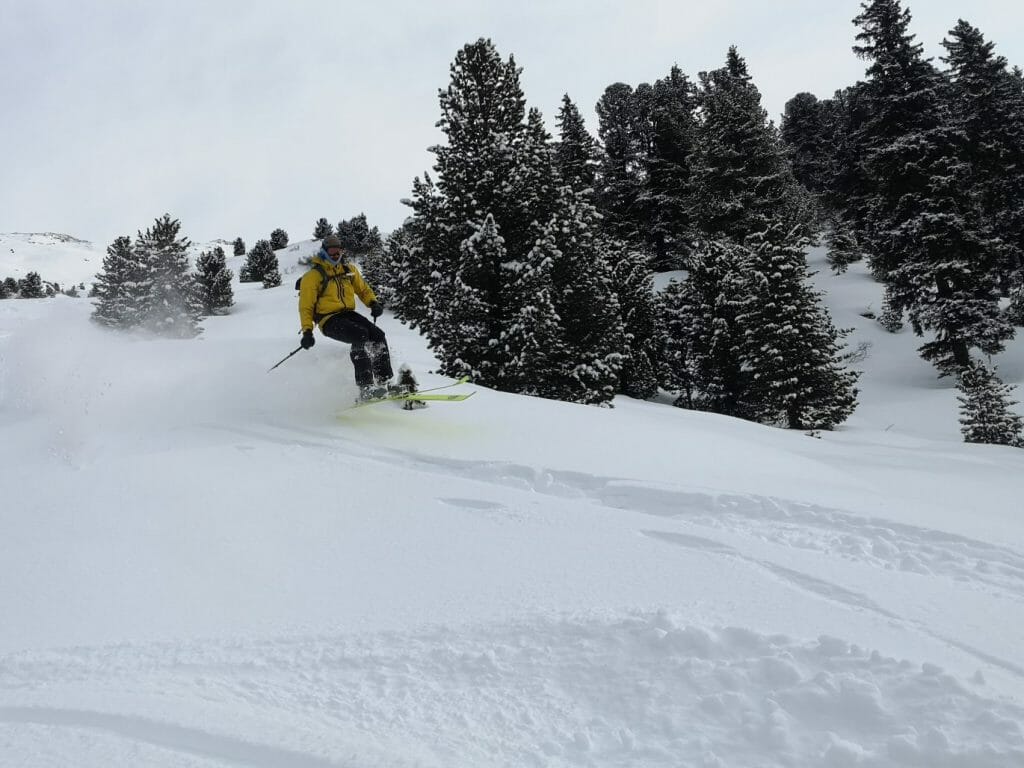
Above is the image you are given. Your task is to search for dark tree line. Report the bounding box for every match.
[0,272,53,299]
[92,214,234,335]
[779,0,1023,446]
[364,38,857,428]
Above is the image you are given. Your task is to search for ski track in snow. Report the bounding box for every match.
[2,615,1023,767]
[5,406,1024,764]
[242,419,1024,608]
[197,420,1024,680]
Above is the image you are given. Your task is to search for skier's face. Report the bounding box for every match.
[326,247,343,264]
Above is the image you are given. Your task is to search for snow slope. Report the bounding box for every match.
[1,241,1023,767]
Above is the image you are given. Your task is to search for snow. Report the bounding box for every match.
[1,238,1023,766]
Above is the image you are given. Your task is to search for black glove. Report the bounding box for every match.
[370,301,384,319]
[300,330,315,349]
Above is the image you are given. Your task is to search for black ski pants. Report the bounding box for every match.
[321,311,394,387]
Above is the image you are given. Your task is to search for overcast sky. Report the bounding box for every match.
[2,0,1022,249]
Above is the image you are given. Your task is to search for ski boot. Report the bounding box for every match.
[393,365,425,410]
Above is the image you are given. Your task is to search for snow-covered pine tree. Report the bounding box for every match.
[270,229,288,250]
[3,277,17,297]
[0,279,9,299]
[660,279,693,405]
[509,107,560,252]
[92,235,143,327]
[497,224,565,399]
[554,95,599,193]
[737,225,859,430]
[407,39,557,388]
[781,92,829,194]
[542,187,625,405]
[381,213,430,328]
[595,82,648,250]
[956,361,1024,447]
[313,218,334,240]
[817,84,874,233]
[242,239,278,284]
[134,214,201,338]
[877,285,904,332]
[336,214,383,262]
[644,65,699,270]
[612,246,663,400]
[690,47,810,244]
[262,264,282,289]
[428,214,504,382]
[942,21,1024,295]
[824,214,862,274]
[17,271,46,299]
[194,247,234,314]
[233,238,245,256]
[1007,286,1024,326]
[854,0,1012,376]
[358,232,392,304]
[662,239,749,416]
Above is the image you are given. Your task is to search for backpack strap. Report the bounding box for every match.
[309,262,350,323]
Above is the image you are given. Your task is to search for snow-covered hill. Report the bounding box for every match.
[0,232,259,294]
[1,241,1023,767]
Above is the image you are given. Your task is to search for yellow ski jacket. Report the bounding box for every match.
[298,256,378,332]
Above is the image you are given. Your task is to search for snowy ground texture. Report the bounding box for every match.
[1,236,1023,767]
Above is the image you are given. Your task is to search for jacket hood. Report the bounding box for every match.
[314,249,345,268]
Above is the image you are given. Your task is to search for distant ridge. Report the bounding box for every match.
[8,232,92,245]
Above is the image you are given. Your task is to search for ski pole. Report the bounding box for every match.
[268,345,303,372]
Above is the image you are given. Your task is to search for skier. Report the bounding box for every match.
[298,234,394,400]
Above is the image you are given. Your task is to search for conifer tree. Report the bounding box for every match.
[3,277,17,296]
[407,39,551,388]
[690,47,809,244]
[358,232,391,304]
[194,246,234,315]
[942,20,1024,293]
[854,0,1012,375]
[381,216,430,329]
[17,271,46,299]
[337,213,383,262]
[233,237,246,256]
[737,226,859,429]
[613,247,663,399]
[0,280,8,299]
[498,227,565,399]
[92,236,142,327]
[543,187,625,405]
[517,107,561,244]
[824,215,862,274]
[663,239,749,416]
[660,279,693,405]
[554,94,598,192]
[877,286,904,332]
[313,218,334,240]
[270,229,289,250]
[644,65,699,269]
[242,239,278,284]
[818,83,874,230]
[406,39,635,404]
[262,264,282,289]
[595,82,647,248]
[1007,286,1024,326]
[428,214,505,382]
[781,92,829,193]
[134,214,201,337]
[957,361,1024,447]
